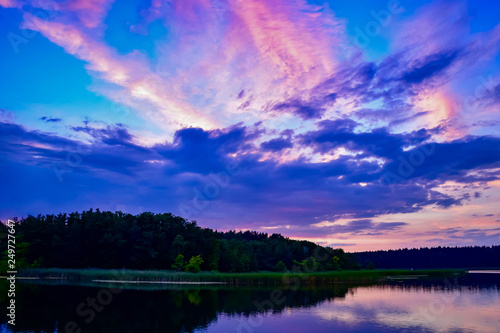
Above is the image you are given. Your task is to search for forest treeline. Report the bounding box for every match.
[355,246,500,269]
[2,210,498,272]
[0,210,359,272]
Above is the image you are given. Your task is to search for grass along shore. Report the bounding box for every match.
[13,268,467,286]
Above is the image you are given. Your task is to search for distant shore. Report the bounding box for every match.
[4,268,467,286]
[468,270,500,274]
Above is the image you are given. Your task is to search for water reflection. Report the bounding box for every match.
[1,274,499,333]
[0,281,352,333]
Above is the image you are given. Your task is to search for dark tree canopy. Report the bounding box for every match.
[354,246,500,269]
[0,210,359,272]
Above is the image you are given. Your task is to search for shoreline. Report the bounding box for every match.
[2,268,468,286]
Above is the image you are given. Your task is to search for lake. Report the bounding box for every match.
[1,272,499,333]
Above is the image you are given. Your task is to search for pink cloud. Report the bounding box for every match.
[236,1,340,77]
[64,0,115,29]
[0,0,22,8]
[132,0,344,127]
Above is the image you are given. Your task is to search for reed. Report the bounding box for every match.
[16,268,466,286]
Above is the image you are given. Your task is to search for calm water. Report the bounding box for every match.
[1,273,499,333]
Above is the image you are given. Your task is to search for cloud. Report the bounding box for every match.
[40,116,62,123]
[271,99,326,120]
[0,0,22,8]
[400,50,460,84]
[261,137,293,152]
[62,0,115,29]
[226,0,341,82]
[0,121,404,224]
[1,103,499,238]
[447,227,500,243]
[71,123,142,149]
[327,243,357,247]
[388,111,431,127]
[155,124,258,175]
[382,136,500,183]
[300,120,431,159]
[3,0,500,250]
[474,82,500,107]
[327,219,408,235]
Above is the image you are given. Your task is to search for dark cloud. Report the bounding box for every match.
[0,121,79,163]
[237,89,245,99]
[71,124,146,151]
[260,48,450,128]
[261,137,293,152]
[261,129,294,152]
[389,111,430,126]
[400,50,459,84]
[40,116,62,123]
[472,213,495,217]
[157,124,259,175]
[300,121,432,159]
[0,121,158,178]
[311,62,380,106]
[317,119,360,132]
[1,120,500,234]
[271,99,325,120]
[381,136,500,184]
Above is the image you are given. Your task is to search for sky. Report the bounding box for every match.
[1,0,500,251]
